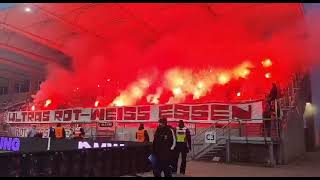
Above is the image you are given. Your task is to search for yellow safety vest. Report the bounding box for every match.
[136,130,145,142]
[176,127,187,143]
[55,127,63,139]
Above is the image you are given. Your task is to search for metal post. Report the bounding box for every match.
[245,120,248,142]
[277,143,283,165]
[192,140,195,160]
[275,100,279,138]
[47,137,51,151]
[268,142,275,167]
[228,121,231,140]
[226,139,231,163]
[239,120,242,137]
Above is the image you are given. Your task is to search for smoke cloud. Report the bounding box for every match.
[32,3,320,108]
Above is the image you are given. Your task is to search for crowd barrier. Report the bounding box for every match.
[0,137,152,177]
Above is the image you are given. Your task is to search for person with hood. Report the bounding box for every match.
[152,118,176,177]
[27,125,37,137]
[136,123,150,143]
[268,83,278,103]
[49,126,55,139]
[173,120,191,175]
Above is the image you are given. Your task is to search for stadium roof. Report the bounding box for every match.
[0,3,303,81]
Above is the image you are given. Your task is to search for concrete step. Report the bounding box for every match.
[198,155,225,162]
[207,148,224,153]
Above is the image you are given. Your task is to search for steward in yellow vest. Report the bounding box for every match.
[173,120,191,175]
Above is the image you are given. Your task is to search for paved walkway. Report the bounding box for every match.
[137,151,320,177]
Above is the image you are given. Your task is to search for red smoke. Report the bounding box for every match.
[32,3,319,108]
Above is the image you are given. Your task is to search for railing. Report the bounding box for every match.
[0,92,32,110]
[192,119,233,146]
[191,98,284,160]
[191,117,283,158]
[191,119,239,159]
[236,118,281,141]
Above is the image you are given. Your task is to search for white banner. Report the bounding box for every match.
[6,101,263,124]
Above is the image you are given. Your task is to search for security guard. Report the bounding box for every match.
[152,118,176,177]
[55,123,66,139]
[173,120,191,175]
[136,123,150,142]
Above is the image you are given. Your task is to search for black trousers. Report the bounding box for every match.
[173,143,188,174]
[153,160,172,177]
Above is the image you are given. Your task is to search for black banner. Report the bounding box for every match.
[0,136,151,153]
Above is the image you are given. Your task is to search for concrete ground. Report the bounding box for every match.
[136,151,320,177]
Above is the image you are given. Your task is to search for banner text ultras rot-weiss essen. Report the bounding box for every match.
[6,101,263,123]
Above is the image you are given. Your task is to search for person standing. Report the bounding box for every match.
[49,126,56,139]
[27,125,37,137]
[72,124,81,139]
[263,103,272,137]
[268,83,278,103]
[79,125,85,139]
[55,123,66,139]
[173,120,191,175]
[136,123,150,143]
[152,118,176,177]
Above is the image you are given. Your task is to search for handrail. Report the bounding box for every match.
[192,119,239,159]
[192,118,273,145]
[192,116,283,160]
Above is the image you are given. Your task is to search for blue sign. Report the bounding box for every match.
[0,137,20,152]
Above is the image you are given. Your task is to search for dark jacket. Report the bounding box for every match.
[153,125,176,161]
[80,127,85,137]
[49,127,55,138]
[62,128,66,138]
[268,85,278,101]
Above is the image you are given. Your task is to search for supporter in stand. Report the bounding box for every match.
[55,123,66,139]
[136,123,150,143]
[49,126,55,139]
[34,132,43,138]
[27,125,37,137]
[268,83,279,103]
[270,100,282,136]
[73,124,85,139]
[80,127,85,138]
[263,103,272,137]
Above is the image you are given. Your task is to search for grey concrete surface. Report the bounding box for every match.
[135,151,320,177]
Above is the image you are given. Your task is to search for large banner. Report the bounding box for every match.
[8,124,96,138]
[6,101,263,124]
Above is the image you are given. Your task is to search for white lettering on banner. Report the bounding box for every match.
[10,126,74,138]
[78,141,91,149]
[10,127,49,138]
[6,101,263,123]
[205,131,216,144]
[78,141,125,149]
